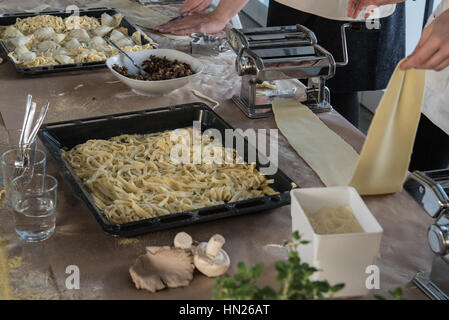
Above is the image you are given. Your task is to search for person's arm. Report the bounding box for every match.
[347,0,404,19]
[178,0,213,14]
[401,9,449,71]
[156,0,249,35]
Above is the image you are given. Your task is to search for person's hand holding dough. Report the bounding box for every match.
[401,9,449,71]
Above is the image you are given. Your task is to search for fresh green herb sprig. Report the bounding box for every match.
[212,231,344,300]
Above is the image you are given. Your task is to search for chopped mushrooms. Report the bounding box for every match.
[129,246,194,293]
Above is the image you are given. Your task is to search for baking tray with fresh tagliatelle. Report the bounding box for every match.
[38,103,298,237]
[0,7,154,75]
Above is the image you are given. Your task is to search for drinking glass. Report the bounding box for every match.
[1,148,46,207]
[0,129,37,187]
[10,174,58,242]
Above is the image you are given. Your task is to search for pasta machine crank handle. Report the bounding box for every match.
[337,21,382,67]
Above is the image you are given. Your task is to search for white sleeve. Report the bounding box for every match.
[421,0,449,135]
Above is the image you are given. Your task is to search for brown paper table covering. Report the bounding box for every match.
[0,0,435,300]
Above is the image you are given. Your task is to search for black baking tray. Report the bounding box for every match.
[0,7,153,75]
[38,103,298,237]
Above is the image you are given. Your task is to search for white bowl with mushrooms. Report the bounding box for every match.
[106,49,203,96]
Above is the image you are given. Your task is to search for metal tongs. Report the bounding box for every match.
[106,37,147,76]
[16,94,50,169]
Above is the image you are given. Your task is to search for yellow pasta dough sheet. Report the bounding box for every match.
[273,61,426,195]
[272,99,359,187]
[349,64,426,195]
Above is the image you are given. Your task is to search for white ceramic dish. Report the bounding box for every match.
[290,186,383,298]
[106,49,203,96]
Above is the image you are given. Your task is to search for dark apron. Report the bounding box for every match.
[267,0,406,93]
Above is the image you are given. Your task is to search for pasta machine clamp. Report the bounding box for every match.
[404,169,449,300]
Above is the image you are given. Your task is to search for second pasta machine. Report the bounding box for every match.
[404,169,449,300]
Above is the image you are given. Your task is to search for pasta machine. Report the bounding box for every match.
[228,24,336,118]
[404,169,449,300]
[227,23,375,118]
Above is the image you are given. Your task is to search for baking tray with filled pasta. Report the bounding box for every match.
[0,7,158,75]
[38,102,298,237]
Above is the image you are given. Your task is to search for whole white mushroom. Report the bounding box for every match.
[174,232,193,250]
[194,234,230,278]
